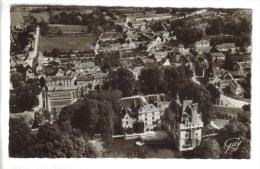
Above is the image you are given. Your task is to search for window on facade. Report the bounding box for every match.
[126,121,128,125]
[185,139,189,145]
[152,117,154,120]
[145,118,147,121]
[126,117,128,119]
[185,133,189,138]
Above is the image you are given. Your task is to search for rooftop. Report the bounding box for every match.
[46,76,73,82]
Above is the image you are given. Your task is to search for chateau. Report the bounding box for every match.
[164,95,204,151]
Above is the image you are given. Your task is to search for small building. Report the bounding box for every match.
[74,61,101,74]
[76,74,94,87]
[216,43,236,52]
[92,73,107,89]
[229,80,244,98]
[99,32,123,42]
[194,40,210,48]
[46,76,74,87]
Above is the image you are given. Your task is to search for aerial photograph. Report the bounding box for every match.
[9,5,251,158]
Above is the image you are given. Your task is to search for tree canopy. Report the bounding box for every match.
[139,66,165,94]
[104,68,136,97]
[58,90,123,149]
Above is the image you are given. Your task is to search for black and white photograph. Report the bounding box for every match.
[1,0,260,168]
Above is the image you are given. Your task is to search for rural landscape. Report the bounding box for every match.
[9,5,251,158]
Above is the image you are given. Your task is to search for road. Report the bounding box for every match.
[26,26,40,67]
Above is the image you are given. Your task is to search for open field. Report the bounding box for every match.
[39,35,98,51]
[31,11,50,22]
[49,24,89,33]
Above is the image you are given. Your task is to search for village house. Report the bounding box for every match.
[216,43,236,52]
[216,71,234,91]
[194,40,210,48]
[76,74,94,87]
[92,73,107,89]
[150,51,169,62]
[195,46,212,54]
[74,61,101,74]
[229,79,244,98]
[45,76,74,87]
[162,59,171,66]
[99,32,123,42]
[125,30,140,41]
[55,68,65,77]
[164,96,203,151]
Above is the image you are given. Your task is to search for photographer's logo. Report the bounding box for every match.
[224,137,242,153]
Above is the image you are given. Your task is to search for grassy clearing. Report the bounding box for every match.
[49,24,88,33]
[39,35,98,51]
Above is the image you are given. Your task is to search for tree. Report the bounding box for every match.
[39,76,46,88]
[15,84,39,112]
[233,140,250,159]
[9,117,34,157]
[222,51,235,71]
[104,68,136,97]
[139,66,165,94]
[179,80,214,123]
[58,90,123,148]
[76,15,83,24]
[16,64,27,74]
[10,72,24,89]
[39,20,50,36]
[217,121,249,148]
[163,65,189,97]
[17,31,31,49]
[22,123,96,158]
[206,17,225,35]
[194,138,222,159]
[52,48,61,57]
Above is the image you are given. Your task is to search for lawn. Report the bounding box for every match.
[49,24,89,33]
[39,35,98,51]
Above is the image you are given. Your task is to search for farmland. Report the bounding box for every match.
[39,35,98,51]
[49,24,89,33]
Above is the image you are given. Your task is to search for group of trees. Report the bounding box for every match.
[95,51,121,70]
[103,64,193,99]
[10,75,41,113]
[174,27,204,47]
[169,18,205,47]
[206,17,251,47]
[39,20,51,36]
[49,11,116,34]
[103,68,136,97]
[16,31,34,50]
[58,90,123,149]
[103,64,195,98]
[9,117,96,158]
